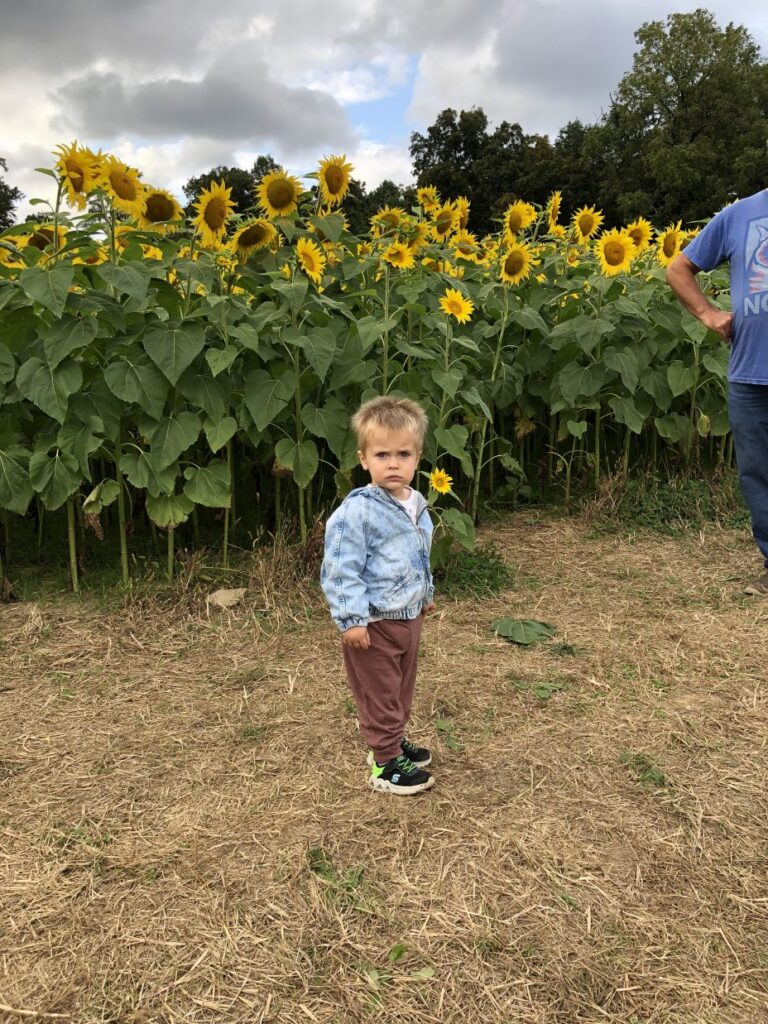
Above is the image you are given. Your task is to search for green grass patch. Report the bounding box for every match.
[435,542,515,598]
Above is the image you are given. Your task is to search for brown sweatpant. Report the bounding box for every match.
[342,617,424,764]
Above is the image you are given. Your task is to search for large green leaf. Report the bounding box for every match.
[205,345,238,377]
[434,424,473,476]
[16,356,83,423]
[491,618,556,645]
[441,507,475,551]
[146,411,200,470]
[432,366,464,399]
[603,346,639,393]
[243,369,295,431]
[143,321,205,385]
[98,262,152,300]
[667,360,699,397]
[557,362,605,405]
[302,328,337,383]
[182,461,231,507]
[0,344,15,386]
[204,416,237,453]
[177,367,226,421]
[57,421,102,478]
[274,437,319,487]
[29,449,81,510]
[69,383,123,442]
[41,316,98,369]
[145,492,195,527]
[82,478,120,514]
[104,355,168,420]
[302,400,350,459]
[654,413,690,442]
[608,395,645,434]
[19,264,74,316]
[120,449,178,496]
[0,443,33,514]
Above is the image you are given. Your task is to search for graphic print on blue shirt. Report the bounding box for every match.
[745,220,768,308]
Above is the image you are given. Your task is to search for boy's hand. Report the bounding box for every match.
[422,601,437,615]
[342,625,371,649]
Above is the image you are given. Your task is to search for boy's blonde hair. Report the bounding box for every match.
[351,396,428,451]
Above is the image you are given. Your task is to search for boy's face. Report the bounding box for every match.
[358,427,421,500]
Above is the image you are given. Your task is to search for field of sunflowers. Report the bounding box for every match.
[0,143,732,590]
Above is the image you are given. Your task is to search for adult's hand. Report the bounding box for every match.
[701,306,734,343]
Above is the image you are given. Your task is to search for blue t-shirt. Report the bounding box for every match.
[684,189,768,384]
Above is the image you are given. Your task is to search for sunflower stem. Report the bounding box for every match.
[67,497,79,595]
[167,527,174,581]
[382,264,390,393]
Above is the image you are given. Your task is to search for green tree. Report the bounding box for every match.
[183,156,279,217]
[410,108,555,234]
[0,157,23,230]
[599,9,768,225]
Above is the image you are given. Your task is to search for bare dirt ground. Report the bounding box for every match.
[1,511,768,1024]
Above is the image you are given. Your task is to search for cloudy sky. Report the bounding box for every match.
[3,0,768,218]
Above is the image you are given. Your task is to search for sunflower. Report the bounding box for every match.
[406,220,431,252]
[296,236,326,284]
[417,185,440,212]
[682,226,701,247]
[454,196,471,230]
[24,224,68,254]
[625,217,653,254]
[73,244,109,266]
[656,221,684,266]
[439,286,474,324]
[382,241,415,270]
[257,169,304,219]
[317,154,352,207]
[503,200,537,238]
[594,229,634,276]
[371,205,405,235]
[429,468,453,494]
[549,223,566,239]
[99,154,145,217]
[230,218,277,259]
[137,187,184,233]
[193,180,236,249]
[500,240,537,285]
[54,141,101,210]
[572,205,604,243]
[430,202,459,242]
[357,241,374,258]
[547,190,562,227]
[452,229,481,262]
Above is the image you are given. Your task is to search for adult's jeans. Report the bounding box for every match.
[728,381,768,566]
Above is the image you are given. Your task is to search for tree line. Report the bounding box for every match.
[2,9,767,236]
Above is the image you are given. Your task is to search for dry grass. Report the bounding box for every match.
[1,511,768,1023]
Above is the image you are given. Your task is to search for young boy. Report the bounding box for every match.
[320,396,437,795]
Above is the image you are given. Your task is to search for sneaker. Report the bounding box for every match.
[744,570,768,596]
[368,755,434,796]
[400,737,432,767]
[366,739,432,769]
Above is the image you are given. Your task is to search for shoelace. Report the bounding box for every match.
[394,755,417,773]
[401,739,420,757]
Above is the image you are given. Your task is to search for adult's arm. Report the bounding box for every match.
[666,253,733,342]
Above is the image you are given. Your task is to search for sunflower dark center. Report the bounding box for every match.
[457,241,474,255]
[29,228,55,250]
[505,251,525,276]
[146,193,175,223]
[110,170,138,202]
[324,165,344,193]
[604,240,625,266]
[578,215,595,236]
[204,197,228,230]
[663,233,678,258]
[66,159,85,192]
[628,228,642,247]
[435,210,453,234]
[507,213,522,233]
[240,223,268,248]
[267,179,295,210]
[458,209,469,229]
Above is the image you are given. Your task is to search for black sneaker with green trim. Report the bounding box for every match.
[400,737,432,767]
[368,754,434,795]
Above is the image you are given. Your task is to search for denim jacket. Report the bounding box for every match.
[321,485,435,631]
